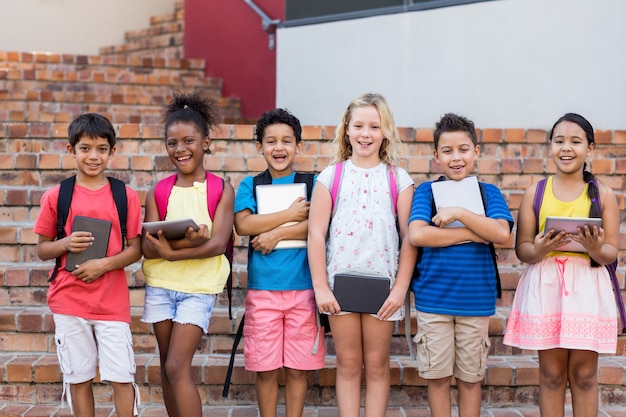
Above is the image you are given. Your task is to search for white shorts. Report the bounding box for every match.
[53,314,136,384]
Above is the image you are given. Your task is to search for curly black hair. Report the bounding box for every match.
[254,108,302,143]
[162,90,218,154]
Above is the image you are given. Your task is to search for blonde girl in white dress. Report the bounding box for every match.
[308,93,417,417]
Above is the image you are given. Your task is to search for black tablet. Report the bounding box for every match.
[142,218,199,240]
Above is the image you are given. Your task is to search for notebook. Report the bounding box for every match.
[430,176,485,228]
[66,216,112,272]
[142,218,199,240]
[256,183,308,249]
[544,216,602,253]
[333,274,391,314]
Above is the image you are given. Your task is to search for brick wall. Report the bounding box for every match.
[1,122,625,310]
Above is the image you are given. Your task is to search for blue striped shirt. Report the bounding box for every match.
[410,181,513,316]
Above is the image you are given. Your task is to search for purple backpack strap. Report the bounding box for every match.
[532,178,547,226]
[533,176,625,332]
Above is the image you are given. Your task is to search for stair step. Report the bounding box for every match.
[1,353,625,409]
[0,50,205,70]
[2,404,625,417]
[124,21,183,43]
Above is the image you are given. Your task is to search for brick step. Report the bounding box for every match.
[123,21,183,43]
[99,33,184,56]
[3,303,625,359]
[0,51,206,71]
[1,353,625,409]
[0,96,241,124]
[1,405,626,417]
[0,69,217,90]
[149,7,184,27]
[99,46,185,60]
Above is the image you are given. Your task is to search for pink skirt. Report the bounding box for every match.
[504,255,617,353]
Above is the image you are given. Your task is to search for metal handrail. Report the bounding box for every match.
[243,0,281,50]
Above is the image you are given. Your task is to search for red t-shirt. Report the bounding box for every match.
[34,182,142,323]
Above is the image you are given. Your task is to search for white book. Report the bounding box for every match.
[430,176,485,228]
[256,183,307,249]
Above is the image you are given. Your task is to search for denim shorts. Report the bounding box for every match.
[141,285,216,334]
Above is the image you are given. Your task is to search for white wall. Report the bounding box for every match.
[276,0,626,129]
[0,0,178,55]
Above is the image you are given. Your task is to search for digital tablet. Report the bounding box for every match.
[544,216,602,252]
[142,218,199,240]
[431,176,485,228]
[333,274,390,314]
[256,183,308,249]
[66,216,112,272]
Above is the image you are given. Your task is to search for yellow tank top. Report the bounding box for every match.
[539,176,591,259]
[143,181,230,294]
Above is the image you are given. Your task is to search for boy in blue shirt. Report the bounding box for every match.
[234,108,324,417]
[408,113,513,417]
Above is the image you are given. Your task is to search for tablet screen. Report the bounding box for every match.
[142,218,199,240]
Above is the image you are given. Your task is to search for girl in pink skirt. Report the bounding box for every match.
[504,113,619,416]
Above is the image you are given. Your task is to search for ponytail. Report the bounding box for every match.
[583,164,602,268]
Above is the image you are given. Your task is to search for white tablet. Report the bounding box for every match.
[256,183,308,249]
[142,218,199,240]
[544,216,602,252]
[431,176,485,228]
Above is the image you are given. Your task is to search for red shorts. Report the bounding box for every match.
[243,289,325,372]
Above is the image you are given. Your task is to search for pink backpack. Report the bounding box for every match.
[330,161,398,213]
[154,172,235,319]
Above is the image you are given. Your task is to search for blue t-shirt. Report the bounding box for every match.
[234,173,313,291]
[409,180,514,316]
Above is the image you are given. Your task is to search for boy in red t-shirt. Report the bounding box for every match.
[34,113,142,417]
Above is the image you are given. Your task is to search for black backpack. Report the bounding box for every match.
[49,175,127,282]
[222,170,315,397]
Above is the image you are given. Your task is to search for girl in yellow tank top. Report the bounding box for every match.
[504,113,620,416]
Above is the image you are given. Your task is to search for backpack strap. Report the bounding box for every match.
[532,178,548,227]
[294,172,315,201]
[154,174,178,221]
[330,161,344,213]
[222,314,245,397]
[49,176,76,282]
[388,165,398,214]
[108,177,128,247]
[331,161,399,214]
[155,172,224,221]
[205,171,225,220]
[252,169,273,201]
[478,183,502,299]
[50,175,128,282]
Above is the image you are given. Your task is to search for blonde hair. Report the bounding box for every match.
[331,93,403,166]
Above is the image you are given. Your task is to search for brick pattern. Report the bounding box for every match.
[1,121,625,411]
[100,1,185,59]
[0,0,624,413]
